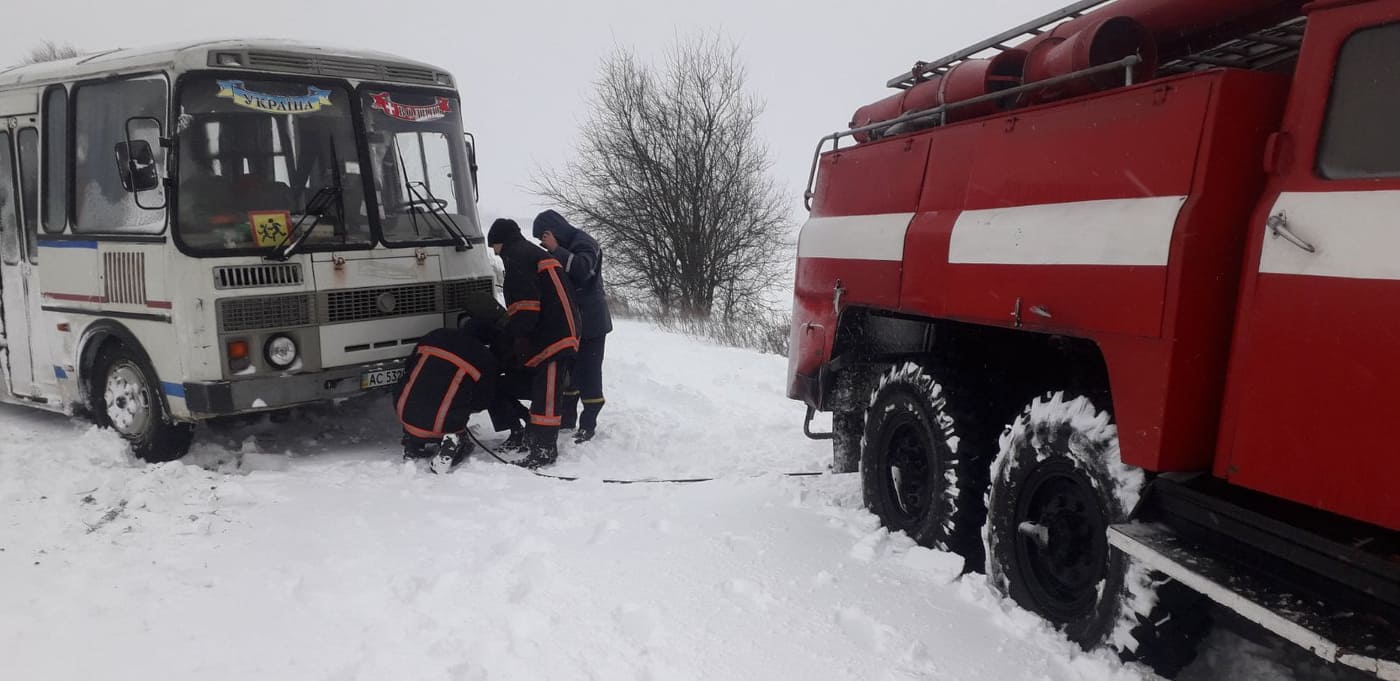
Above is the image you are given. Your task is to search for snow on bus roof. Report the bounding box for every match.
[0,39,449,90]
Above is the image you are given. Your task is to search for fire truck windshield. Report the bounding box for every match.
[361,89,479,247]
[175,75,370,255]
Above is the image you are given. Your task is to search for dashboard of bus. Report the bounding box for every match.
[174,73,478,257]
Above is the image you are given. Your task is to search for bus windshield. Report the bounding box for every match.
[361,89,479,247]
[176,75,371,255]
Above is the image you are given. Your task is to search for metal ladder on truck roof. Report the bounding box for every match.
[1158,15,1307,75]
[886,0,1117,88]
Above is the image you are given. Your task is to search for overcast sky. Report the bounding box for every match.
[3,0,1065,231]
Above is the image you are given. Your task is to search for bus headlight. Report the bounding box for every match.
[265,335,298,369]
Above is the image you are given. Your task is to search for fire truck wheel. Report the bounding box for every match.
[90,342,194,463]
[984,392,1206,677]
[860,363,984,563]
[832,411,862,474]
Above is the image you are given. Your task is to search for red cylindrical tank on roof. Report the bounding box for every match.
[1021,15,1158,103]
[1018,0,1305,63]
[845,0,1305,140]
[849,49,1026,140]
[850,89,908,142]
[935,49,1027,122]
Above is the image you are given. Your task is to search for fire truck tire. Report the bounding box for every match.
[983,392,1207,677]
[860,363,984,564]
[89,342,194,463]
[832,411,862,473]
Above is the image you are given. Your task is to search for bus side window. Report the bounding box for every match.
[1317,23,1400,179]
[72,76,167,234]
[0,132,19,266]
[43,86,68,235]
[18,128,39,263]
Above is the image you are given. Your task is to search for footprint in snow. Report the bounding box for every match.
[587,518,622,545]
[834,606,898,653]
[722,578,777,611]
[613,603,661,647]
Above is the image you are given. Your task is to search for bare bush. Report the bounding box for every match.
[23,40,81,65]
[534,33,791,322]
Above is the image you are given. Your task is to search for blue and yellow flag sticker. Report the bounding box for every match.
[217,80,332,114]
[249,210,292,247]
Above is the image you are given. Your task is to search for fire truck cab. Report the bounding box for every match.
[790,0,1398,676]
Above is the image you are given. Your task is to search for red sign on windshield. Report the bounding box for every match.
[369,92,452,123]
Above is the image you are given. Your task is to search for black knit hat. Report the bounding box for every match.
[487,218,523,246]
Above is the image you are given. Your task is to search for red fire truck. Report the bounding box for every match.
[789,0,1398,676]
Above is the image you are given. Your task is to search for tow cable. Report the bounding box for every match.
[461,428,828,484]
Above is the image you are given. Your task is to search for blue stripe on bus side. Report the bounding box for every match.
[38,240,99,249]
[161,382,186,398]
[53,366,68,380]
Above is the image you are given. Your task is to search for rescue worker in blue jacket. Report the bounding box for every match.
[533,210,612,443]
[488,218,581,468]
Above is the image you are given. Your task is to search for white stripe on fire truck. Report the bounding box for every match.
[949,196,1188,266]
[1260,190,1400,281]
[796,212,915,262]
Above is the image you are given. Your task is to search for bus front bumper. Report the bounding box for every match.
[180,358,407,417]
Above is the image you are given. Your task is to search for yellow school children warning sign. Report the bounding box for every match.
[250,211,292,247]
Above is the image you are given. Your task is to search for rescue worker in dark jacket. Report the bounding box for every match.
[533,210,612,443]
[488,218,581,468]
[394,327,499,473]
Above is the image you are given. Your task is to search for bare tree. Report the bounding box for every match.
[534,33,790,321]
[22,40,82,65]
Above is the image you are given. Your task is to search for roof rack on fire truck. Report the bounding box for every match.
[886,0,1116,89]
[1158,15,1306,75]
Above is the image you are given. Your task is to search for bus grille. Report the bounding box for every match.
[219,294,315,332]
[323,284,439,323]
[214,263,303,289]
[444,277,495,311]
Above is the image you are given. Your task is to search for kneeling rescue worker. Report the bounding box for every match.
[488,218,581,469]
[395,327,499,474]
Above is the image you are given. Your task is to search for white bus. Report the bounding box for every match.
[0,40,501,461]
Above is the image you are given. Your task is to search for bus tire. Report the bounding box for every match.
[984,392,1207,677]
[90,342,193,463]
[860,363,984,565]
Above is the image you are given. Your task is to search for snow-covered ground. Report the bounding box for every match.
[0,320,1364,681]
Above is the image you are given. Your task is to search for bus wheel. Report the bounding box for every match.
[984,392,1207,677]
[91,343,193,463]
[860,363,985,565]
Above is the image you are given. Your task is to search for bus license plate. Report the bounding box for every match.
[361,368,405,390]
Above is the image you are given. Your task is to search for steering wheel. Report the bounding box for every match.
[390,197,448,213]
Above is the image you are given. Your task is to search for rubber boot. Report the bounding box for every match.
[499,428,528,454]
[518,425,559,469]
[429,433,474,474]
[560,392,580,430]
[575,399,604,443]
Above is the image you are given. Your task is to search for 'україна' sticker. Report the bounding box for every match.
[369,92,452,123]
[217,80,332,114]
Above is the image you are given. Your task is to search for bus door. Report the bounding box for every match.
[0,126,35,397]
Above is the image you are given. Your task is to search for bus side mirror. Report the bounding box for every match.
[465,131,480,202]
[117,116,167,210]
[114,139,159,193]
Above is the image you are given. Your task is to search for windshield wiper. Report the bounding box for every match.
[269,136,349,262]
[401,180,473,251]
[392,140,472,251]
[267,185,342,261]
